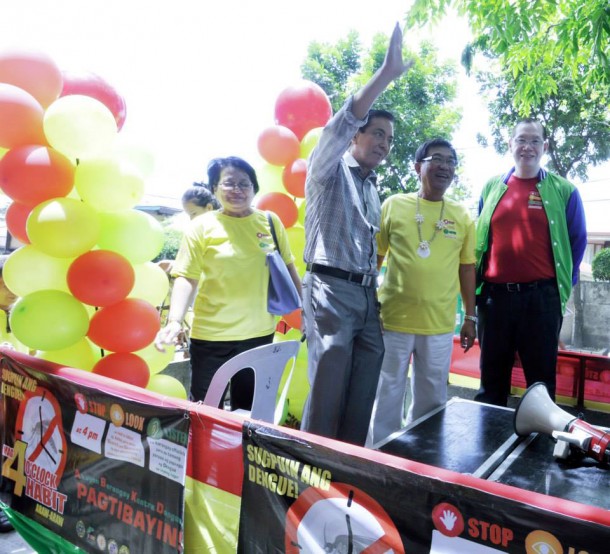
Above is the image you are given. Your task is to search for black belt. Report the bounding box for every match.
[485,278,556,293]
[306,263,376,287]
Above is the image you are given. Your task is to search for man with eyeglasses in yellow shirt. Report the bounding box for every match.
[367,139,476,445]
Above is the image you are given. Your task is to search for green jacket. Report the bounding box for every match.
[475,169,587,314]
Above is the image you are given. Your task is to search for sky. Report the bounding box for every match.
[1,1,606,217]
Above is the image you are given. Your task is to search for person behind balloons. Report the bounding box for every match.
[301,23,413,446]
[182,182,220,220]
[155,156,302,408]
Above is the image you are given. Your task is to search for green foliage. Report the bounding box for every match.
[592,248,610,282]
[407,0,610,115]
[301,32,463,200]
[153,218,183,262]
[477,59,610,180]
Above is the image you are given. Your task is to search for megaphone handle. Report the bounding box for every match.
[571,420,610,462]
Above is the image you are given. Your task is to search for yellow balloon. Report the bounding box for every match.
[26,197,101,258]
[256,162,286,194]
[43,95,117,160]
[297,198,306,226]
[3,245,72,296]
[39,338,102,371]
[300,127,323,159]
[274,329,309,421]
[286,225,306,272]
[97,209,164,263]
[136,341,175,375]
[129,262,170,307]
[147,374,187,400]
[75,156,144,211]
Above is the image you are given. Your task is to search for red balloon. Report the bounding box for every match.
[282,308,302,330]
[67,250,135,307]
[257,125,300,167]
[0,83,46,148]
[61,71,127,130]
[0,50,63,108]
[0,145,74,206]
[5,202,32,244]
[282,158,307,198]
[274,80,332,141]
[93,352,150,388]
[88,298,160,353]
[255,192,299,228]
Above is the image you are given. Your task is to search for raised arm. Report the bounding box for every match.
[352,23,413,119]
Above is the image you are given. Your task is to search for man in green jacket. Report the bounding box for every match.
[474,118,587,406]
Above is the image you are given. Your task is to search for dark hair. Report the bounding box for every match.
[414,138,458,163]
[360,109,395,133]
[512,118,547,140]
[182,183,220,210]
[207,156,259,194]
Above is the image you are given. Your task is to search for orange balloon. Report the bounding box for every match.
[274,81,332,141]
[282,158,307,198]
[282,308,302,330]
[88,298,161,353]
[93,352,150,388]
[257,125,300,167]
[254,192,298,228]
[67,250,135,307]
[0,83,46,148]
[5,202,32,244]
[0,145,74,205]
[0,50,63,108]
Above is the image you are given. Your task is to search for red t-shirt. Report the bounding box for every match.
[484,174,556,283]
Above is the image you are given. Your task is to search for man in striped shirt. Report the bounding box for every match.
[301,23,413,446]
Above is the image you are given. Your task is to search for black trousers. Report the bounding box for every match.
[475,280,562,406]
[189,333,275,408]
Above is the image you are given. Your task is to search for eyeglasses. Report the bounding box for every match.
[219,181,253,191]
[421,155,458,168]
[513,138,544,147]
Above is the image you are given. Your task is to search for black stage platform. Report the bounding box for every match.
[377,398,610,511]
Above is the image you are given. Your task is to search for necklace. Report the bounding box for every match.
[415,193,446,258]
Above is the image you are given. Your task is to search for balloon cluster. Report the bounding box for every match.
[0,50,186,399]
[254,80,332,330]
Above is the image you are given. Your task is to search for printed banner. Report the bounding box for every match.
[238,421,610,553]
[1,354,190,554]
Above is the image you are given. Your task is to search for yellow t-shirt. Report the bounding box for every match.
[378,193,476,334]
[172,209,295,341]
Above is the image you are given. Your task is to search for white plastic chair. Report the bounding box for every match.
[202,340,301,424]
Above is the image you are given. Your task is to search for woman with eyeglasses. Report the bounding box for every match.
[155,156,302,407]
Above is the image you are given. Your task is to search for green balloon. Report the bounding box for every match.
[3,246,72,296]
[10,290,90,351]
[297,198,306,226]
[26,197,100,258]
[97,209,164,263]
[147,374,187,399]
[75,156,144,211]
[299,127,323,159]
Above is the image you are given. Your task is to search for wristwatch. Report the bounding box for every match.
[464,315,477,324]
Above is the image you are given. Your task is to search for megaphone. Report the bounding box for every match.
[514,382,610,463]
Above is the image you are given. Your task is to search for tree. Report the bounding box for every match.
[477,59,610,181]
[301,32,465,200]
[407,0,610,115]
[592,249,610,282]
